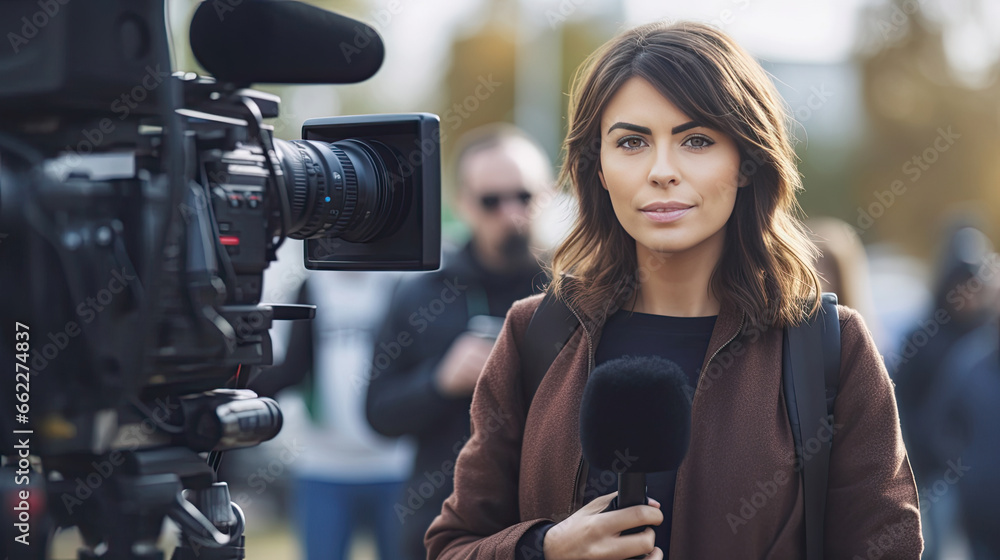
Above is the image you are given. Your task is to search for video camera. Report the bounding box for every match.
[0,1,440,558]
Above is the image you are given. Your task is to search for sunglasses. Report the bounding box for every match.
[479,191,532,212]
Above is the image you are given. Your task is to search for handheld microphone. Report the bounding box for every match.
[579,356,692,531]
[190,0,385,85]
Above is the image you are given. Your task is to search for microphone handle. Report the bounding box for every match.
[617,472,648,536]
[618,472,647,508]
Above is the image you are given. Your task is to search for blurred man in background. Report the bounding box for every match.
[365,123,553,560]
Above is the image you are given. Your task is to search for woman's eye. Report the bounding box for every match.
[683,135,714,150]
[617,136,646,151]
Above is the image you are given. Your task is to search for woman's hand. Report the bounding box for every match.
[543,492,664,560]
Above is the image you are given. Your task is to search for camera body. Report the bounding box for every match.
[0,1,440,557]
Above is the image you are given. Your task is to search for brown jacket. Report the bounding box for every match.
[425,293,922,559]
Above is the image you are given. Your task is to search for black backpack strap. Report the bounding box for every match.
[819,293,841,415]
[782,292,840,560]
[521,291,579,409]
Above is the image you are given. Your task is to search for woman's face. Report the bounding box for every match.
[598,76,747,260]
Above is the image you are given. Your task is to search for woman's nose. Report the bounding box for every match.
[647,147,680,188]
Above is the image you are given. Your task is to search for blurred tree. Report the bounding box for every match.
[853,0,1000,259]
[432,0,515,239]
[559,18,620,159]
[440,1,518,158]
[436,0,624,239]
[439,0,622,183]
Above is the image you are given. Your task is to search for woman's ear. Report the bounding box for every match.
[599,169,608,191]
[737,172,750,188]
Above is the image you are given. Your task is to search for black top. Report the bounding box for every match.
[516,308,716,560]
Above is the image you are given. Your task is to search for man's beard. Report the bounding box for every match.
[498,231,532,267]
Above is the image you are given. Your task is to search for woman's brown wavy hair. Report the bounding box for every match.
[549,20,822,330]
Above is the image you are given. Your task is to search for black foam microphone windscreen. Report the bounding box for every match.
[579,356,692,474]
[190,0,385,84]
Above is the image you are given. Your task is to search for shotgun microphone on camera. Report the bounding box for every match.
[190,0,385,84]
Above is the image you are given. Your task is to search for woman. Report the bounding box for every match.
[425,21,922,560]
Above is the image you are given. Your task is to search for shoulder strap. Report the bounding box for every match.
[782,292,840,560]
[521,291,579,409]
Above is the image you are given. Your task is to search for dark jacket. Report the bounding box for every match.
[893,315,983,480]
[366,242,543,560]
[425,293,923,559]
[936,321,999,547]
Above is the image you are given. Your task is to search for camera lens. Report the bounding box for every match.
[275,138,410,242]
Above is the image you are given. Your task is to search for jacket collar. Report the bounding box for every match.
[699,298,746,373]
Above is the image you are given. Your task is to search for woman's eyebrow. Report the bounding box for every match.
[606,120,703,135]
[607,122,651,135]
[671,121,702,134]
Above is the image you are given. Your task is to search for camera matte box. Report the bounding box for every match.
[301,113,441,271]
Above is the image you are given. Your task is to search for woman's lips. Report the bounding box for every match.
[641,206,693,223]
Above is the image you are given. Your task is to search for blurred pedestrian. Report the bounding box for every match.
[807,216,886,350]
[934,305,1000,560]
[892,223,996,560]
[255,239,414,560]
